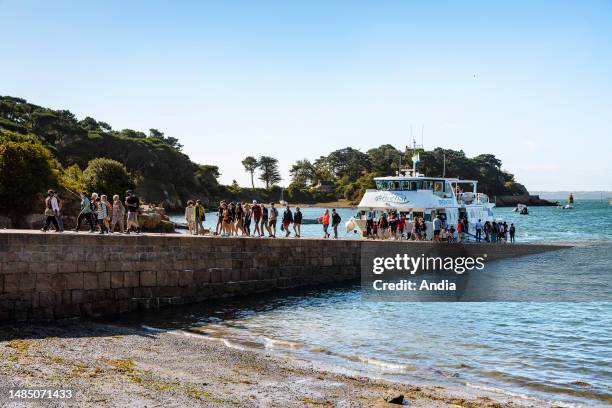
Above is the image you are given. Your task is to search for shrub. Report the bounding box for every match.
[0,141,57,213]
[82,158,134,196]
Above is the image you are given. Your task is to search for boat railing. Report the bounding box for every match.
[457,192,490,205]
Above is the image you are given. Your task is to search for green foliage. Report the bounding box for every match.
[82,158,134,196]
[258,156,281,189]
[0,141,57,213]
[289,159,316,186]
[60,164,84,193]
[0,95,219,209]
[241,156,258,188]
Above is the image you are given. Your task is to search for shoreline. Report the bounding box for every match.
[0,320,552,407]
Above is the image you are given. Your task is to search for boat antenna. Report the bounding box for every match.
[443,153,446,177]
[421,124,424,149]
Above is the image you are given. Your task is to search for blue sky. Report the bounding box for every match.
[2,1,611,190]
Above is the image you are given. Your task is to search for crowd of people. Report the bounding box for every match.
[40,190,515,243]
[363,212,516,243]
[184,200,343,239]
[41,189,141,234]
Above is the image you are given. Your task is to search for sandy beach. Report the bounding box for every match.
[0,320,550,407]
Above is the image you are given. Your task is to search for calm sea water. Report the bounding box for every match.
[154,200,612,407]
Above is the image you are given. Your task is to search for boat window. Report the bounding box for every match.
[434,181,443,192]
[402,181,410,190]
[422,180,433,190]
[381,181,389,190]
[391,181,400,190]
[375,181,382,189]
[411,181,420,190]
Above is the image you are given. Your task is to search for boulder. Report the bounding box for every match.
[382,391,404,405]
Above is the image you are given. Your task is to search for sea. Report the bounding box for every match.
[150,200,612,407]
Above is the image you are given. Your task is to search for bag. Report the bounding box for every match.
[44,208,55,216]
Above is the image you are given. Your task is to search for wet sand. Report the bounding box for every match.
[0,321,549,407]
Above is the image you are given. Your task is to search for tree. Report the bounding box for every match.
[147,128,183,151]
[82,158,133,195]
[0,141,57,213]
[289,159,316,186]
[317,147,370,180]
[257,156,281,189]
[241,156,258,188]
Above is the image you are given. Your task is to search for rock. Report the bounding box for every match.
[382,391,404,404]
[495,194,558,207]
[138,212,162,230]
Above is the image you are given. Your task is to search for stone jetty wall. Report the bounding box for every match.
[0,232,361,321]
[0,231,567,321]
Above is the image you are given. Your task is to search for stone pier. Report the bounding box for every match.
[0,231,568,321]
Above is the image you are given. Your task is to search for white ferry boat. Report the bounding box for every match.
[349,153,496,238]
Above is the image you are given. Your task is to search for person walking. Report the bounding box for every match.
[215,201,225,235]
[41,190,60,232]
[268,203,278,237]
[243,203,252,236]
[51,190,64,232]
[509,223,516,243]
[282,205,293,237]
[235,202,245,236]
[185,200,196,234]
[125,190,140,234]
[475,218,483,242]
[110,195,125,233]
[433,215,442,242]
[194,200,206,235]
[251,201,261,237]
[293,206,302,237]
[100,195,112,232]
[75,191,94,232]
[95,196,108,234]
[321,209,330,238]
[331,209,341,239]
[261,204,269,237]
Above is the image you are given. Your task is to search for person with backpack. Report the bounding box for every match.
[41,190,60,232]
[95,196,108,234]
[194,200,206,235]
[282,205,293,237]
[293,206,302,238]
[251,201,261,237]
[268,203,278,237]
[75,191,94,232]
[261,204,269,237]
[51,190,64,232]
[235,201,245,236]
[331,209,342,239]
[125,190,140,234]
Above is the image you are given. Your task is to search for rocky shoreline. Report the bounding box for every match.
[494,194,559,207]
[0,320,551,407]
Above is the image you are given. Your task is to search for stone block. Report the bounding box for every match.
[66,273,84,290]
[16,273,35,292]
[178,270,194,286]
[98,272,111,289]
[35,274,52,291]
[83,273,98,290]
[140,270,156,287]
[111,272,124,288]
[194,269,210,284]
[124,271,139,287]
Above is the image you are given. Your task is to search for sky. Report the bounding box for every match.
[1,1,611,191]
